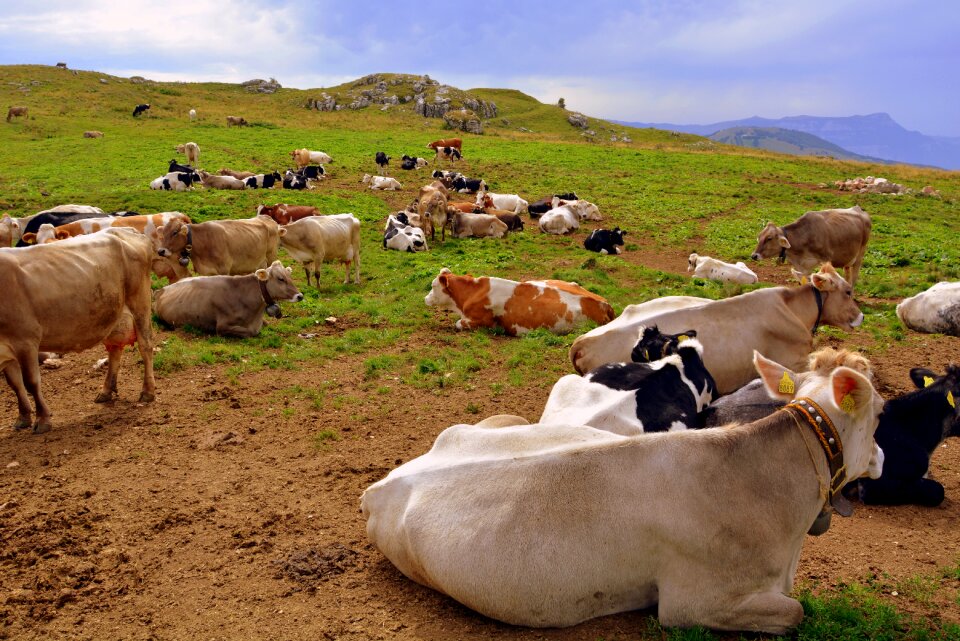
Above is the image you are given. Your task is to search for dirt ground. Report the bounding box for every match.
[2,240,959,641]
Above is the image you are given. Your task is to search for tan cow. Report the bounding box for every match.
[6,106,28,122]
[83,130,104,138]
[218,167,256,180]
[425,268,615,335]
[449,211,509,239]
[156,216,282,276]
[751,205,871,287]
[225,116,248,127]
[154,261,304,337]
[361,354,884,633]
[175,142,200,167]
[0,228,156,432]
[418,183,449,241]
[198,170,245,190]
[570,264,863,393]
[279,214,361,286]
[0,214,21,247]
[290,148,332,167]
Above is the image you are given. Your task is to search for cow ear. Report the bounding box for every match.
[55,229,70,240]
[21,232,36,244]
[754,351,800,401]
[255,269,268,281]
[810,270,836,292]
[278,227,287,237]
[909,367,937,389]
[777,235,791,249]
[830,366,874,416]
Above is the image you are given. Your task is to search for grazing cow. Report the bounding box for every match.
[168,160,195,173]
[0,228,156,432]
[570,264,864,393]
[0,214,21,247]
[362,174,401,190]
[426,137,462,152]
[418,183,449,241]
[243,171,282,189]
[361,353,884,633]
[375,151,390,175]
[584,228,627,254]
[226,116,248,126]
[291,149,332,167]
[175,142,200,167]
[529,193,579,218]
[189,108,197,121]
[476,192,528,215]
[435,146,462,162]
[688,253,758,284]
[256,204,320,226]
[219,167,256,180]
[155,261,304,337]
[896,282,960,337]
[425,268,615,335]
[449,212,509,239]
[540,336,717,435]
[855,365,960,506]
[282,171,308,190]
[132,103,150,117]
[538,205,579,235]
[751,205,872,287]
[6,106,28,122]
[157,216,282,276]
[198,170,246,190]
[83,130,104,138]
[151,171,201,191]
[280,214,361,286]
[383,213,427,252]
[451,176,485,193]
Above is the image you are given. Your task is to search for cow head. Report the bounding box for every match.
[751,221,789,261]
[812,263,863,330]
[687,253,701,272]
[0,214,21,247]
[157,219,189,258]
[630,325,697,362]
[908,365,960,439]
[257,260,304,311]
[424,267,458,311]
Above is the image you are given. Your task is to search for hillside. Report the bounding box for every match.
[707,126,888,163]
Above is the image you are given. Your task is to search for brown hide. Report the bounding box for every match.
[157,216,280,276]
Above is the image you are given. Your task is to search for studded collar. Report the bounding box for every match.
[784,396,849,516]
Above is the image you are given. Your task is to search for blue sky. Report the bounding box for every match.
[1,0,957,136]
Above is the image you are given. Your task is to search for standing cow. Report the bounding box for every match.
[157,216,282,276]
[279,214,361,286]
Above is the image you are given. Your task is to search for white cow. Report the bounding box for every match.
[688,253,759,284]
[896,282,960,336]
[476,192,529,215]
[538,206,579,235]
[383,214,427,252]
[362,174,402,191]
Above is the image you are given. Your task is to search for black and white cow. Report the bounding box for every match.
[855,365,960,506]
[452,176,486,194]
[132,103,151,117]
[435,146,462,162]
[401,155,427,170]
[168,159,194,173]
[282,171,308,190]
[296,165,325,180]
[375,151,390,175]
[529,192,581,218]
[150,171,201,191]
[244,171,282,189]
[630,325,697,363]
[539,333,718,435]
[584,228,627,255]
[383,213,428,252]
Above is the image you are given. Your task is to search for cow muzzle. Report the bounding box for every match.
[158,248,170,257]
[750,252,761,261]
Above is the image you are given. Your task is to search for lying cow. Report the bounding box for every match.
[0,228,156,432]
[584,228,627,254]
[199,170,246,190]
[896,281,960,337]
[280,214,361,286]
[751,205,871,288]
[688,253,758,284]
[384,213,427,252]
[425,268,615,335]
[362,174,402,190]
[157,216,281,276]
[477,192,528,215]
[150,171,201,191]
[154,261,303,337]
[570,264,863,393]
[361,353,884,633]
[450,212,508,239]
[291,148,332,167]
[538,205,579,235]
[431,170,463,189]
[244,171,282,189]
[168,160,195,174]
[256,204,320,226]
[540,335,716,435]
[282,171,308,190]
[529,193,580,218]
[219,167,256,180]
[17,206,113,247]
[451,176,485,193]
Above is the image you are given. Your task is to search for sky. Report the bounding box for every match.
[1,0,958,136]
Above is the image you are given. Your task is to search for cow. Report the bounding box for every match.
[291,149,332,167]
[219,168,256,180]
[16,207,113,247]
[198,170,246,190]
[476,192,528,215]
[189,108,197,121]
[168,160,195,173]
[282,171,308,190]
[448,201,482,214]
[132,103,150,117]
[295,165,325,181]
[375,151,390,175]
[279,214,361,286]
[0,228,157,432]
[418,183,449,241]
[401,155,428,169]
[561,199,602,221]
[485,208,524,231]
[361,352,884,633]
[896,282,960,337]
[154,261,304,337]
[449,212,509,239]
[243,172,282,189]
[0,214,21,247]
[431,170,463,188]
[383,213,427,252]
[362,174,401,190]
[434,146,462,162]
[570,264,864,394]
[175,142,200,167]
[157,216,282,276]
[688,253,758,284]
[540,336,717,435]
[426,137,462,152]
[83,130,104,138]
[751,205,872,288]
[538,205,579,235]
[256,204,320,226]
[425,268,615,335]
[150,171,201,191]
[7,106,28,122]
[451,176,484,193]
[529,193,580,218]
[226,116,248,126]
[584,228,627,254]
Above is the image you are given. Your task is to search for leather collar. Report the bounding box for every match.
[784,397,849,516]
[258,279,281,318]
[178,224,193,266]
[778,246,787,264]
[811,286,823,335]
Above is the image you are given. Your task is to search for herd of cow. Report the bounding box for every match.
[2,128,960,635]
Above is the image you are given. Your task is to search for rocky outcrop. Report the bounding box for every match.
[444,109,483,134]
[416,96,451,118]
[568,113,589,129]
[463,97,498,118]
[308,93,338,111]
[242,78,281,94]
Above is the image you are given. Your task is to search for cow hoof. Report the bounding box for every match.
[94,392,115,403]
[139,392,156,403]
[13,417,32,430]
[33,420,51,434]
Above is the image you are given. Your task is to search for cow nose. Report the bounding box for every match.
[750,252,760,260]
[158,248,169,257]
[294,293,304,302]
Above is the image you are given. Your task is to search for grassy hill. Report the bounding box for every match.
[708,126,889,163]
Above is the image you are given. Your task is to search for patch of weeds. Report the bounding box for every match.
[465,403,480,414]
[281,407,295,419]
[311,429,341,450]
[364,354,399,380]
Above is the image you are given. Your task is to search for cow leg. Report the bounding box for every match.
[3,363,33,429]
[96,346,124,403]
[353,255,361,284]
[303,264,312,286]
[18,347,51,433]
[130,298,156,404]
[659,586,802,635]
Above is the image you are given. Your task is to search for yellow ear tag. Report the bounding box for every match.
[643,349,650,361]
[800,276,809,285]
[948,391,956,409]
[841,394,856,414]
[924,376,935,388]
[678,334,689,342]
[778,372,795,394]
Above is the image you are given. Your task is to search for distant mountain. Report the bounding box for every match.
[615,113,960,169]
[707,126,889,163]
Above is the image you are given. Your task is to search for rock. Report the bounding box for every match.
[443,109,482,134]
[242,78,281,94]
[130,76,146,84]
[921,185,941,197]
[621,135,632,143]
[41,358,66,370]
[568,113,589,129]
[463,97,498,118]
[518,127,531,133]
[349,95,371,110]
[310,93,337,111]
[56,62,68,69]
[6,461,19,469]
[610,134,618,142]
[99,78,108,84]
[55,588,76,608]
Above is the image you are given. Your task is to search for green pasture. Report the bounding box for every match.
[2,64,960,639]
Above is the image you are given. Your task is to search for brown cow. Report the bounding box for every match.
[426,137,462,152]
[448,201,482,214]
[0,228,156,432]
[219,167,256,180]
[256,204,320,225]
[225,116,248,127]
[751,205,872,287]
[449,212,509,239]
[418,183,450,241]
[6,106,28,122]
[157,216,282,276]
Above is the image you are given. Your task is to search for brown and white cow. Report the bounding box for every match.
[425,268,615,335]
[154,261,304,337]
[157,216,282,276]
[751,205,871,287]
[0,228,156,432]
[570,264,863,393]
[426,137,462,152]
[219,167,256,180]
[6,106,28,122]
[256,204,321,226]
[279,214,361,286]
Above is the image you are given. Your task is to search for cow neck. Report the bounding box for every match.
[258,279,276,308]
[179,224,193,265]
[783,397,849,518]
[811,286,824,335]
